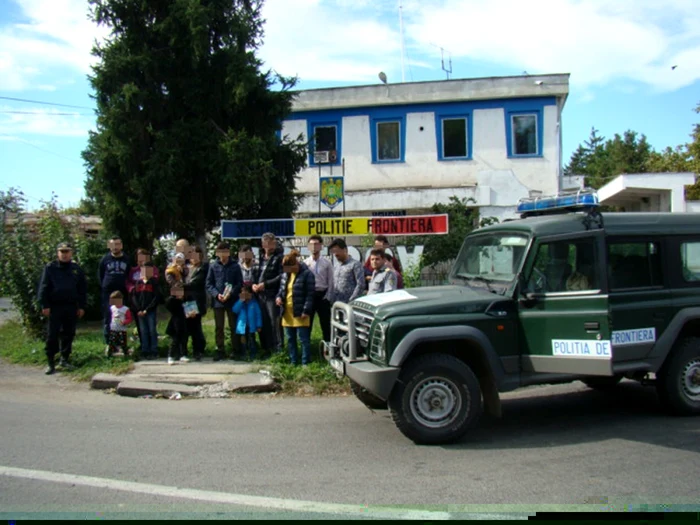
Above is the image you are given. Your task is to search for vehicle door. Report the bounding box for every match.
[518,231,614,376]
[607,237,670,365]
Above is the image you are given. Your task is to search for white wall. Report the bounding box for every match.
[286,104,559,214]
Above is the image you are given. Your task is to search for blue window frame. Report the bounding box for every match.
[506,110,542,158]
[436,113,472,161]
[371,116,405,163]
[308,120,341,166]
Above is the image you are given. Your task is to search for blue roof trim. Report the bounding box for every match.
[286,96,556,121]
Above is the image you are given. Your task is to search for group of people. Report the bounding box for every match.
[36,232,404,374]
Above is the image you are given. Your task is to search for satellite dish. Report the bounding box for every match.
[378,71,388,84]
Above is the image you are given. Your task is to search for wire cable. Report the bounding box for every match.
[0,96,93,111]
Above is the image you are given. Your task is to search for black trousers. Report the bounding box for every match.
[259,295,282,352]
[185,315,206,359]
[45,304,77,362]
[310,290,331,342]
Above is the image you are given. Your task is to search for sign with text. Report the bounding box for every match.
[221,214,448,239]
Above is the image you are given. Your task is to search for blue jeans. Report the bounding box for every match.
[137,310,158,357]
[285,326,311,365]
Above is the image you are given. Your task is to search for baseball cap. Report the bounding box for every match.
[57,242,72,251]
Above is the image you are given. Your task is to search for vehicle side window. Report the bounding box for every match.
[681,242,700,282]
[607,241,661,290]
[526,238,598,293]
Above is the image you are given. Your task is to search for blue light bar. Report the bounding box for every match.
[516,189,599,216]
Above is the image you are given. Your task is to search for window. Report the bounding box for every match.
[681,242,700,282]
[442,117,468,159]
[308,120,341,166]
[511,114,538,155]
[526,238,598,294]
[314,125,336,154]
[377,121,400,161]
[608,241,661,289]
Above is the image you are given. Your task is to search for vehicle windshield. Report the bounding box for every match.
[449,232,529,294]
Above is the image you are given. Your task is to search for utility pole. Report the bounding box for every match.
[399,1,406,83]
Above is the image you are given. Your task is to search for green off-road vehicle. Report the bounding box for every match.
[323,191,700,444]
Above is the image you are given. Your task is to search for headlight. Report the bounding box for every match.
[370,322,387,360]
[333,308,346,323]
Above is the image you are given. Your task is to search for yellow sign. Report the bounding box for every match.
[295,218,373,237]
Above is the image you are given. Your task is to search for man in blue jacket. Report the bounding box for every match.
[37,242,87,374]
[206,241,243,361]
[98,236,131,346]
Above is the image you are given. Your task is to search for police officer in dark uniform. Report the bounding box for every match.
[37,242,87,375]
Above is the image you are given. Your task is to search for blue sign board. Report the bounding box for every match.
[221,219,295,239]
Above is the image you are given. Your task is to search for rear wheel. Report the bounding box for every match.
[350,380,388,410]
[388,353,482,445]
[657,337,700,415]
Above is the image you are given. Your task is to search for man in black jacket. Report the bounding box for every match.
[98,236,130,346]
[252,232,284,354]
[37,242,87,375]
[206,242,243,361]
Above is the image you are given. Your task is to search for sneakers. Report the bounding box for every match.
[179,356,190,363]
[44,364,55,375]
[167,357,175,365]
[58,358,74,370]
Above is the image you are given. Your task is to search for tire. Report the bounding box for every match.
[582,375,623,391]
[350,380,388,410]
[656,337,700,416]
[388,353,483,445]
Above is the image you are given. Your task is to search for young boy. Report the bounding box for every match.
[232,284,263,361]
[107,290,133,357]
[130,261,160,359]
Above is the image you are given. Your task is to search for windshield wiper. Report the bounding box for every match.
[468,275,495,293]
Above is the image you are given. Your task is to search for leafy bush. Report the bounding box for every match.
[0,193,107,337]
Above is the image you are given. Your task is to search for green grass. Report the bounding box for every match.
[0,306,351,394]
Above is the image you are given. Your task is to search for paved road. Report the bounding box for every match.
[1,362,699,519]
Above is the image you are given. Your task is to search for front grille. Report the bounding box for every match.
[353,308,373,347]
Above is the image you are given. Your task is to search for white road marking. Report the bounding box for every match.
[0,465,450,520]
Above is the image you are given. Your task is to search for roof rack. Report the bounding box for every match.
[516,189,599,218]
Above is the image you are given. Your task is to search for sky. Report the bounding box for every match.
[1,0,699,211]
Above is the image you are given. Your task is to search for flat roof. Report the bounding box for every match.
[476,212,700,237]
[291,73,570,112]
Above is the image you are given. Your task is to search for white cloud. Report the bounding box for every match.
[405,0,700,92]
[2,0,699,98]
[0,0,107,91]
[259,0,402,82]
[0,106,94,137]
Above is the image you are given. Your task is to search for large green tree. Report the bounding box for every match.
[82,0,306,250]
[564,128,652,189]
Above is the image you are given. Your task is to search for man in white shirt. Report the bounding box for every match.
[304,235,334,342]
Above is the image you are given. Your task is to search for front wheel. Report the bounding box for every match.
[388,353,483,445]
[657,337,700,415]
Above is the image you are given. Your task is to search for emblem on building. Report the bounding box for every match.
[319,177,344,210]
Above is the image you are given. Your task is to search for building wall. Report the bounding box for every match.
[283,96,561,215]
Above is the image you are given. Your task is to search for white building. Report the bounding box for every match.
[282,74,570,222]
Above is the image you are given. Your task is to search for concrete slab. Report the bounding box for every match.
[125,374,232,386]
[131,361,255,375]
[90,373,122,390]
[116,381,199,398]
[228,373,278,393]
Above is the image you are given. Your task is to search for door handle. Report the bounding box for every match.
[584,322,600,331]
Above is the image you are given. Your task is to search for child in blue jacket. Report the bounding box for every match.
[232,284,263,360]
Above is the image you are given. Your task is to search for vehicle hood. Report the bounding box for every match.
[351,286,501,320]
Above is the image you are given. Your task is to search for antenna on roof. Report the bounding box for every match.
[430,43,452,80]
[399,1,406,82]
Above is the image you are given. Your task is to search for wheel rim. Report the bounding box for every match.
[681,358,700,400]
[409,376,463,429]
